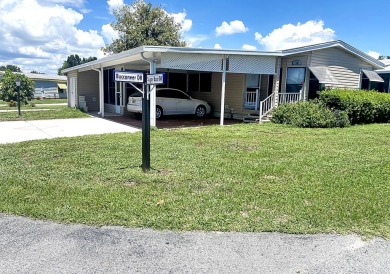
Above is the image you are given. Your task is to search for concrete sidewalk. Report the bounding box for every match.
[0,117,140,144]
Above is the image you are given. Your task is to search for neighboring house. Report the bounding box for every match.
[376,59,390,93]
[0,71,68,99]
[62,40,384,125]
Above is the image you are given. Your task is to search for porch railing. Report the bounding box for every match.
[244,89,259,110]
[278,92,302,104]
[258,93,276,123]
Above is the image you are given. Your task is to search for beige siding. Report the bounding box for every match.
[77,71,100,111]
[310,47,374,89]
[190,72,246,116]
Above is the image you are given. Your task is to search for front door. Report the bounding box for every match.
[244,74,260,110]
[69,77,76,107]
[286,67,306,93]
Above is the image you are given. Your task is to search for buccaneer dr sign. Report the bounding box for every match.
[114,70,144,83]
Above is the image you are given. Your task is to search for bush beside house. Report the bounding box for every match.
[272,89,390,128]
[319,89,390,124]
[271,101,350,128]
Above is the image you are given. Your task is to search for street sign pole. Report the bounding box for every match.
[113,71,165,172]
[142,84,150,172]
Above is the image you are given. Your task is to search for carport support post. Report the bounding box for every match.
[220,56,227,126]
[142,84,151,172]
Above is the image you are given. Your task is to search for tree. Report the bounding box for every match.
[0,65,22,72]
[30,71,45,74]
[102,0,185,54]
[379,56,390,60]
[0,70,34,102]
[58,54,97,75]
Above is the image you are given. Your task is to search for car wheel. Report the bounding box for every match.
[156,106,163,119]
[195,105,207,118]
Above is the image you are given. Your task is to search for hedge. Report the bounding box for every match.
[319,89,390,124]
[271,101,350,128]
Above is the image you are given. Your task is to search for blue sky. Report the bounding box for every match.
[0,0,388,74]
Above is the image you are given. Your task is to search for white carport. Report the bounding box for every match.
[62,46,281,126]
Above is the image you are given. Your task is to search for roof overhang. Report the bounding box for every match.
[61,41,385,75]
[61,45,283,74]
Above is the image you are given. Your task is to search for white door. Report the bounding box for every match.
[69,77,76,107]
[114,82,121,114]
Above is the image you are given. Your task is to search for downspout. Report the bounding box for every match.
[92,65,104,117]
[220,55,228,126]
[141,52,157,127]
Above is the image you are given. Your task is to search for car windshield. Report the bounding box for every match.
[129,92,142,97]
[157,89,190,99]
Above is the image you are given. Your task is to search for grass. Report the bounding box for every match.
[0,101,89,121]
[0,123,389,237]
[29,98,68,104]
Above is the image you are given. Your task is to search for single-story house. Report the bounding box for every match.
[62,40,384,126]
[0,71,68,99]
[376,59,390,93]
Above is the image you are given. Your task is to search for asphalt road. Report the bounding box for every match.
[0,214,389,274]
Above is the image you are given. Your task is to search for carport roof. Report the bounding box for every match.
[61,40,384,74]
[61,46,283,74]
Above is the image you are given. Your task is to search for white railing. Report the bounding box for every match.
[278,92,302,104]
[244,89,259,110]
[258,93,276,123]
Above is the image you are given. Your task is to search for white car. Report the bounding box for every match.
[127,88,211,119]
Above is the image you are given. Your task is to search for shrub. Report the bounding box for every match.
[8,100,17,107]
[271,101,350,128]
[319,89,390,124]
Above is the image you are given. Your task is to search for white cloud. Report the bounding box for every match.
[107,0,123,14]
[367,50,380,59]
[255,20,335,50]
[170,11,192,33]
[214,44,222,49]
[0,0,105,74]
[242,44,257,50]
[102,24,119,43]
[215,20,248,36]
[39,0,86,8]
[185,35,208,47]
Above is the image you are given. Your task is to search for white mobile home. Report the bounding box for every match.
[62,40,384,125]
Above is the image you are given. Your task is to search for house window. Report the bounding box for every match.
[103,68,115,104]
[188,72,212,92]
[286,67,305,93]
[168,72,187,91]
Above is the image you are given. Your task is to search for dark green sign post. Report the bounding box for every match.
[141,83,150,172]
[114,71,165,172]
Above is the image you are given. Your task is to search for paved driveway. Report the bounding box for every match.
[0,117,140,144]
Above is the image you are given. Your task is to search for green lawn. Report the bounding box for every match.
[29,98,68,104]
[0,102,89,121]
[0,123,389,237]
